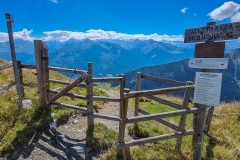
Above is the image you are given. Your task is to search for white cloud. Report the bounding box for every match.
[42,29,184,42]
[0,28,34,42]
[181,7,188,13]
[208,1,240,21]
[231,12,240,22]
[194,13,197,16]
[49,0,58,3]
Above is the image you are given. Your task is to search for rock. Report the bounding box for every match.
[70,143,91,155]
[73,120,79,124]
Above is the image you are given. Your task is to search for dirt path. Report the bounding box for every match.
[2,90,134,160]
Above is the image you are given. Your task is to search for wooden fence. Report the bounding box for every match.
[0,39,207,160]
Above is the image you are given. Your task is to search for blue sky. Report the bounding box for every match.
[0,0,240,42]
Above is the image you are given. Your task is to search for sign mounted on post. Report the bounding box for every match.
[188,58,229,70]
[194,72,222,106]
[184,22,240,43]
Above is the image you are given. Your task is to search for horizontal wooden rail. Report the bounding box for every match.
[124,85,194,99]
[118,130,194,148]
[141,74,186,86]
[0,63,13,71]
[21,64,36,69]
[92,77,123,83]
[0,82,16,94]
[146,96,183,110]
[91,96,122,102]
[23,83,38,87]
[123,108,198,123]
[48,66,87,74]
[51,102,87,112]
[49,79,87,88]
[139,109,179,131]
[89,113,120,121]
[49,90,86,100]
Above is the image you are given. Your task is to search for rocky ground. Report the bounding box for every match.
[2,90,134,160]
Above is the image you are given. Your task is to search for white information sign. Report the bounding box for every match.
[194,72,222,106]
[188,58,229,70]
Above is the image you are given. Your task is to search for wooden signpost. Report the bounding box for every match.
[184,21,240,160]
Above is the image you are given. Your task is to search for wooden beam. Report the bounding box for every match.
[146,96,182,110]
[91,96,121,102]
[134,72,141,128]
[48,66,86,74]
[0,82,16,94]
[89,113,120,121]
[21,64,36,69]
[51,102,87,112]
[49,89,86,100]
[123,108,198,123]
[139,109,179,131]
[0,63,13,71]
[86,62,94,128]
[118,130,194,148]
[124,85,194,99]
[141,74,186,86]
[23,83,38,87]
[48,79,86,88]
[47,73,87,104]
[92,77,123,83]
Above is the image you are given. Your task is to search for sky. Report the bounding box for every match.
[0,0,240,42]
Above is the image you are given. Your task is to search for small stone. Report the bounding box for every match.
[70,143,91,154]
[73,120,79,124]
[73,114,76,118]
[78,130,83,132]
[64,126,68,128]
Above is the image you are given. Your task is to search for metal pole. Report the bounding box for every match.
[5,13,23,109]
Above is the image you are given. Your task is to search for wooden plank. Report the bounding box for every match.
[195,42,225,58]
[89,113,120,121]
[139,109,179,131]
[49,89,86,100]
[92,77,123,83]
[146,96,182,110]
[118,130,194,148]
[48,79,86,88]
[51,102,87,112]
[134,72,141,128]
[0,82,16,94]
[141,74,186,86]
[86,62,94,128]
[124,85,194,99]
[21,64,36,69]
[0,63,13,71]
[176,81,193,151]
[23,83,38,87]
[47,73,87,104]
[91,96,121,102]
[184,22,240,43]
[48,66,86,74]
[193,103,207,160]
[123,108,198,123]
[17,61,24,98]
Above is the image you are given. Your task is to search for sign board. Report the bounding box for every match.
[195,42,225,58]
[184,22,240,43]
[188,58,229,70]
[194,72,222,106]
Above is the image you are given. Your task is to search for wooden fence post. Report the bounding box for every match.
[205,106,214,131]
[175,81,193,151]
[193,103,207,160]
[134,72,141,129]
[117,75,128,157]
[17,60,24,98]
[5,13,23,109]
[34,40,50,109]
[86,62,94,127]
